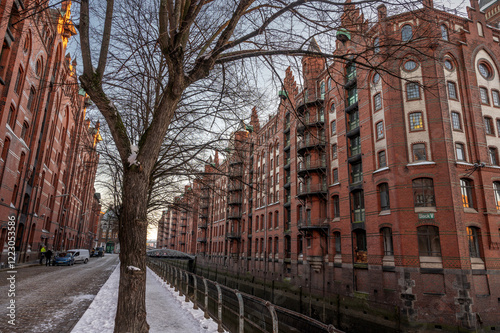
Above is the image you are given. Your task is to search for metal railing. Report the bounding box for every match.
[147,258,342,333]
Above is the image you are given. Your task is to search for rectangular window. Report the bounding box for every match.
[350,135,361,156]
[417,226,441,257]
[351,161,363,184]
[485,117,494,135]
[14,67,23,94]
[461,179,474,208]
[409,112,423,131]
[447,81,457,99]
[489,147,498,165]
[374,93,382,111]
[348,109,359,130]
[334,232,341,253]
[382,228,394,255]
[331,144,337,159]
[378,150,386,168]
[331,120,336,135]
[376,121,384,140]
[413,143,427,161]
[456,143,465,161]
[333,196,340,219]
[27,87,36,112]
[480,87,489,104]
[407,83,420,100]
[379,183,390,211]
[492,90,500,107]
[452,112,461,130]
[347,87,358,106]
[413,178,435,207]
[332,168,339,183]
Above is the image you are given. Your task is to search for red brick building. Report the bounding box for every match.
[0,0,101,264]
[158,0,500,330]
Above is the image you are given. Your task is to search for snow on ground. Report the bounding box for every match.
[72,265,225,333]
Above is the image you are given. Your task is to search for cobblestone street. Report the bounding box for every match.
[0,254,119,333]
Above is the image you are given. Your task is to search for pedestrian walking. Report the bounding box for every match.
[45,248,53,266]
[40,245,47,264]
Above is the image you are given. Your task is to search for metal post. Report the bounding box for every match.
[235,292,245,333]
[185,271,189,302]
[174,267,179,292]
[178,269,183,296]
[266,301,278,333]
[215,282,223,333]
[203,277,209,319]
[192,274,198,310]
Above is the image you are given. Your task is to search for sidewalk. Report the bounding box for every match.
[71,265,225,333]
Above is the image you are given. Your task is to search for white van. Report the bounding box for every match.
[67,249,90,264]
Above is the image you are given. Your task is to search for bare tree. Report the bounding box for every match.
[71,0,446,331]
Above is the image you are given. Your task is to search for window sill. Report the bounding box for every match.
[419,256,443,269]
[455,161,474,167]
[464,207,478,214]
[407,161,436,167]
[332,217,340,222]
[379,210,391,216]
[414,207,437,213]
[373,166,389,174]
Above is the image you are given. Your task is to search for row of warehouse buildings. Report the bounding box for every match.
[0,1,102,263]
[158,0,500,331]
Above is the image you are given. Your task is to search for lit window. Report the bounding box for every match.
[456,143,465,161]
[467,227,481,258]
[401,25,412,41]
[412,143,427,161]
[452,112,461,130]
[407,83,420,100]
[461,178,474,208]
[409,112,423,130]
[417,225,441,257]
[480,87,489,104]
[413,178,435,207]
[378,150,386,168]
[448,82,457,99]
[376,121,384,140]
[441,25,448,41]
[493,182,500,210]
[374,93,382,111]
[492,90,500,107]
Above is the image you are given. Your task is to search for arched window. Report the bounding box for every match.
[332,195,340,218]
[417,225,441,257]
[381,227,394,256]
[320,81,325,99]
[401,24,412,41]
[21,122,29,141]
[27,86,36,111]
[374,37,380,53]
[378,183,390,211]
[440,25,448,41]
[412,178,435,207]
[477,22,484,37]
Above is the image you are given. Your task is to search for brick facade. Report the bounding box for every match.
[0,0,101,264]
[158,0,500,330]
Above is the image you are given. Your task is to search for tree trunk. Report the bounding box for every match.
[114,169,150,333]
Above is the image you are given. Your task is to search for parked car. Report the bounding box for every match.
[67,249,90,264]
[53,253,75,266]
[92,247,104,257]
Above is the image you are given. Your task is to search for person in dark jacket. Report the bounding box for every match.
[45,248,53,266]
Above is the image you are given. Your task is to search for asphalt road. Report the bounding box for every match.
[0,253,119,333]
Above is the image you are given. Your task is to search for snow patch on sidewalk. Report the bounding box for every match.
[72,265,225,333]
